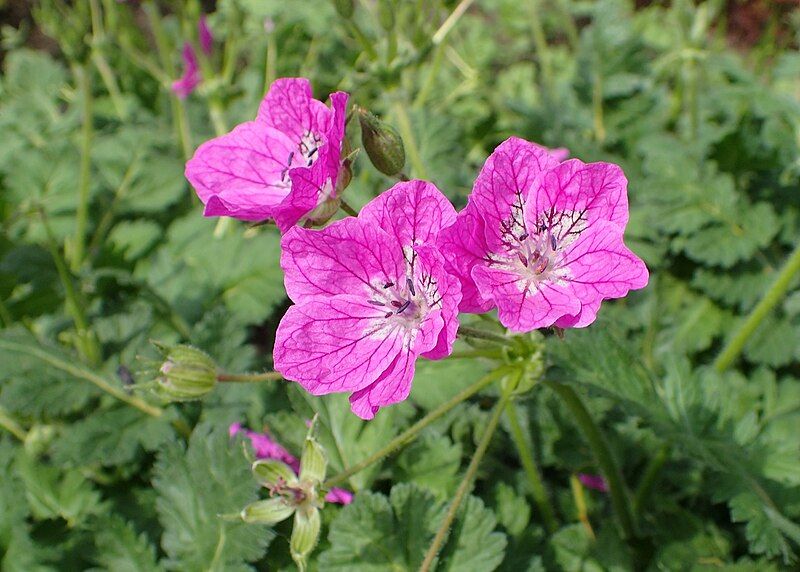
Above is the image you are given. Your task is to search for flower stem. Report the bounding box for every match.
[0,338,162,418]
[457,325,512,346]
[633,444,670,516]
[216,371,284,383]
[529,0,553,89]
[570,474,596,539]
[714,241,800,372]
[506,400,558,533]
[431,0,475,45]
[70,62,93,273]
[339,199,359,217]
[323,366,515,488]
[545,381,637,541]
[419,370,519,572]
[0,406,27,441]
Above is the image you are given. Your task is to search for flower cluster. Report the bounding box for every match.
[185,78,648,419]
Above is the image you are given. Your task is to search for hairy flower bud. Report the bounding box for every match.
[331,0,355,19]
[152,343,217,401]
[357,107,406,177]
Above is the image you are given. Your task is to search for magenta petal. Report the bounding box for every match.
[186,121,297,219]
[555,221,649,327]
[359,180,457,249]
[280,218,405,303]
[349,349,416,420]
[530,159,630,231]
[578,473,609,493]
[472,265,581,332]
[470,137,559,252]
[415,246,460,360]
[438,202,495,314]
[273,295,408,396]
[325,488,354,505]
[198,15,214,56]
[171,43,201,99]
[257,78,331,141]
[323,91,349,197]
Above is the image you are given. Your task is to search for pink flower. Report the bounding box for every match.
[439,137,648,331]
[230,422,300,472]
[198,15,214,57]
[229,423,353,504]
[273,180,461,419]
[578,473,609,493]
[171,43,201,99]
[185,78,348,231]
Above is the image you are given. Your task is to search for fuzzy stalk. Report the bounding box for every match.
[324,365,515,488]
[418,370,520,572]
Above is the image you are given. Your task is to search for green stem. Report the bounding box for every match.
[209,98,228,137]
[339,199,359,217]
[89,0,127,120]
[633,444,670,516]
[40,211,101,366]
[264,32,277,92]
[546,381,637,541]
[431,0,475,45]
[529,0,553,89]
[144,1,193,159]
[570,474,596,539]
[70,63,93,273]
[345,20,378,60]
[0,338,162,418]
[392,101,427,179]
[592,66,605,143]
[414,43,445,109]
[0,406,27,441]
[714,241,800,372]
[457,325,512,346]
[506,400,558,533]
[216,371,284,383]
[324,366,514,488]
[419,371,519,572]
[0,296,12,327]
[447,349,504,360]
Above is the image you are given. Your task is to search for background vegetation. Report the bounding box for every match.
[1,0,799,569]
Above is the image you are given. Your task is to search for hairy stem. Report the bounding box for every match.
[714,241,800,372]
[392,101,427,179]
[339,199,359,217]
[506,400,559,533]
[0,338,162,418]
[457,325,512,346]
[0,406,27,441]
[70,63,93,273]
[419,371,519,572]
[324,366,514,488]
[633,444,670,516]
[546,381,637,541]
[216,371,284,383]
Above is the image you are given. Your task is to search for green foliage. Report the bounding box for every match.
[319,483,506,571]
[1,0,799,569]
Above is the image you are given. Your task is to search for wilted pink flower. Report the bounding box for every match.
[185,78,348,230]
[171,43,201,99]
[273,180,461,419]
[439,137,648,332]
[578,473,609,493]
[229,422,353,504]
[198,15,214,56]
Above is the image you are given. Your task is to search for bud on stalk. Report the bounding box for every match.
[152,343,217,401]
[357,106,406,177]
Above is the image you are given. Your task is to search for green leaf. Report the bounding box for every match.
[395,433,462,499]
[90,515,163,572]
[51,406,176,467]
[153,423,273,571]
[108,220,163,261]
[318,483,506,571]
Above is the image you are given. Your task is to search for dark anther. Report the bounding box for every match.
[397,300,411,314]
[383,281,394,288]
[518,233,529,241]
[407,278,415,296]
[287,151,294,166]
[384,311,394,318]
[550,235,557,250]
[534,256,549,274]
[517,252,528,267]
[308,147,318,158]
[391,300,402,308]
[368,300,385,306]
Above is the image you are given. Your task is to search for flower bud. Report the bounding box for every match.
[331,0,355,19]
[357,107,406,177]
[152,343,217,401]
[291,507,321,572]
[241,498,295,525]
